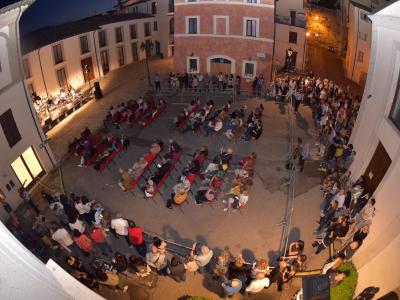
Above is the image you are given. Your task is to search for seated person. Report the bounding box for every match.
[166,187,188,209]
[195,186,218,205]
[151,156,172,185]
[149,140,163,156]
[142,179,155,198]
[182,159,200,177]
[239,153,257,171]
[213,147,233,166]
[204,118,223,136]
[138,156,148,169]
[118,164,142,191]
[223,190,249,212]
[173,179,191,194]
[167,139,181,159]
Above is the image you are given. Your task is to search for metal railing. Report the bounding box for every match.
[278,94,297,256]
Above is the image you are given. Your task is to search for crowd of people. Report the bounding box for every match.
[272,73,374,281]
[173,98,264,142]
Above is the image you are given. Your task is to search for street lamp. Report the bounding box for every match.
[140,41,154,88]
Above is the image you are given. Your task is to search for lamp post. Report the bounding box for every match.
[140,41,154,88]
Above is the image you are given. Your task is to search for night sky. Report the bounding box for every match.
[6,0,118,35]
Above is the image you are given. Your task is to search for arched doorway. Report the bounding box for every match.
[207,55,235,75]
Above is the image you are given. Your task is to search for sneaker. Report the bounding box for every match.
[123,285,129,293]
[222,200,227,204]
[223,208,228,212]
[167,206,173,209]
[77,164,83,168]
[195,201,202,205]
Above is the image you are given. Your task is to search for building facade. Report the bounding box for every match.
[343,0,397,86]
[0,1,56,221]
[173,0,274,82]
[116,0,175,57]
[22,13,154,99]
[348,1,400,297]
[274,0,307,72]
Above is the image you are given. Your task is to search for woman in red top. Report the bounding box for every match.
[128,221,147,257]
[73,229,94,256]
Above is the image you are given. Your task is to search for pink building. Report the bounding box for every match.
[174,0,274,82]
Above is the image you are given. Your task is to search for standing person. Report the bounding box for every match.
[72,229,95,256]
[51,224,76,254]
[299,142,310,172]
[169,256,187,282]
[221,278,242,299]
[95,269,128,292]
[128,221,147,257]
[212,249,232,281]
[154,73,161,91]
[110,213,131,247]
[0,194,20,225]
[89,225,113,256]
[19,187,40,214]
[294,89,303,113]
[146,245,170,275]
[191,243,214,273]
[245,272,270,295]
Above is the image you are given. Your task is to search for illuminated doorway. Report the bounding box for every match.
[11,146,45,189]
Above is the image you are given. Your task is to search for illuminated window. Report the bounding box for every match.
[11,146,44,188]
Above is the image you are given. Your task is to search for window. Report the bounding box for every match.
[170,18,174,34]
[98,31,107,47]
[245,19,257,37]
[151,2,157,14]
[132,43,139,61]
[389,74,400,130]
[187,17,199,34]
[56,68,68,88]
[214,16,228,35]
[100,50,109,75]
[130,24,137,39]
[28,83,35,95]
[358,31,367,41]
[168,0,174,13]
[246,0,258,3]
[22,58,31,78]
[289,31,298,44]
[0,109,21,148]
[80,35,89,54]
[360,12,369,22]
[115,27,123,43]
[52,44,64,65]
[144,23,151,37]
[11,146,45,188]
[290,10,297,26]
[187,57,199,73]
[357,51,364,63]
[0,58,2,72]
[154,21,158,31]
[117,46,125,66]
[243,61,256,78]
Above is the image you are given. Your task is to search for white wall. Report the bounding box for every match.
[274,23,306,70]
[349,2,400,297]
[344,4,371,85]
[23,16,154,98]
[276,0,304,17]
[0,10,56,221]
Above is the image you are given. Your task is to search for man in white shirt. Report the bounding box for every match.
[111,213,131,247]
[245,273,270,294]
[332,189,346,208]
[51,225,74,253]
[191,243,213,273]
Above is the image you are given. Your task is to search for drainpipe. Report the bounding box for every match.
[351,8,360,81]
[37,48,49,98]
[271,0,277,80]
[93,29,101,78]
[15,5,56,169]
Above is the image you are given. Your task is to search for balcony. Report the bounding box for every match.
[275,14,307,29]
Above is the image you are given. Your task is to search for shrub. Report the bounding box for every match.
[330,262,358,300]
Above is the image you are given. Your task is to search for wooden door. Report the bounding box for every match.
[210,62,231,76]
[100,50,109,75]
[81,57,95,82]
[363,142,391,194]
